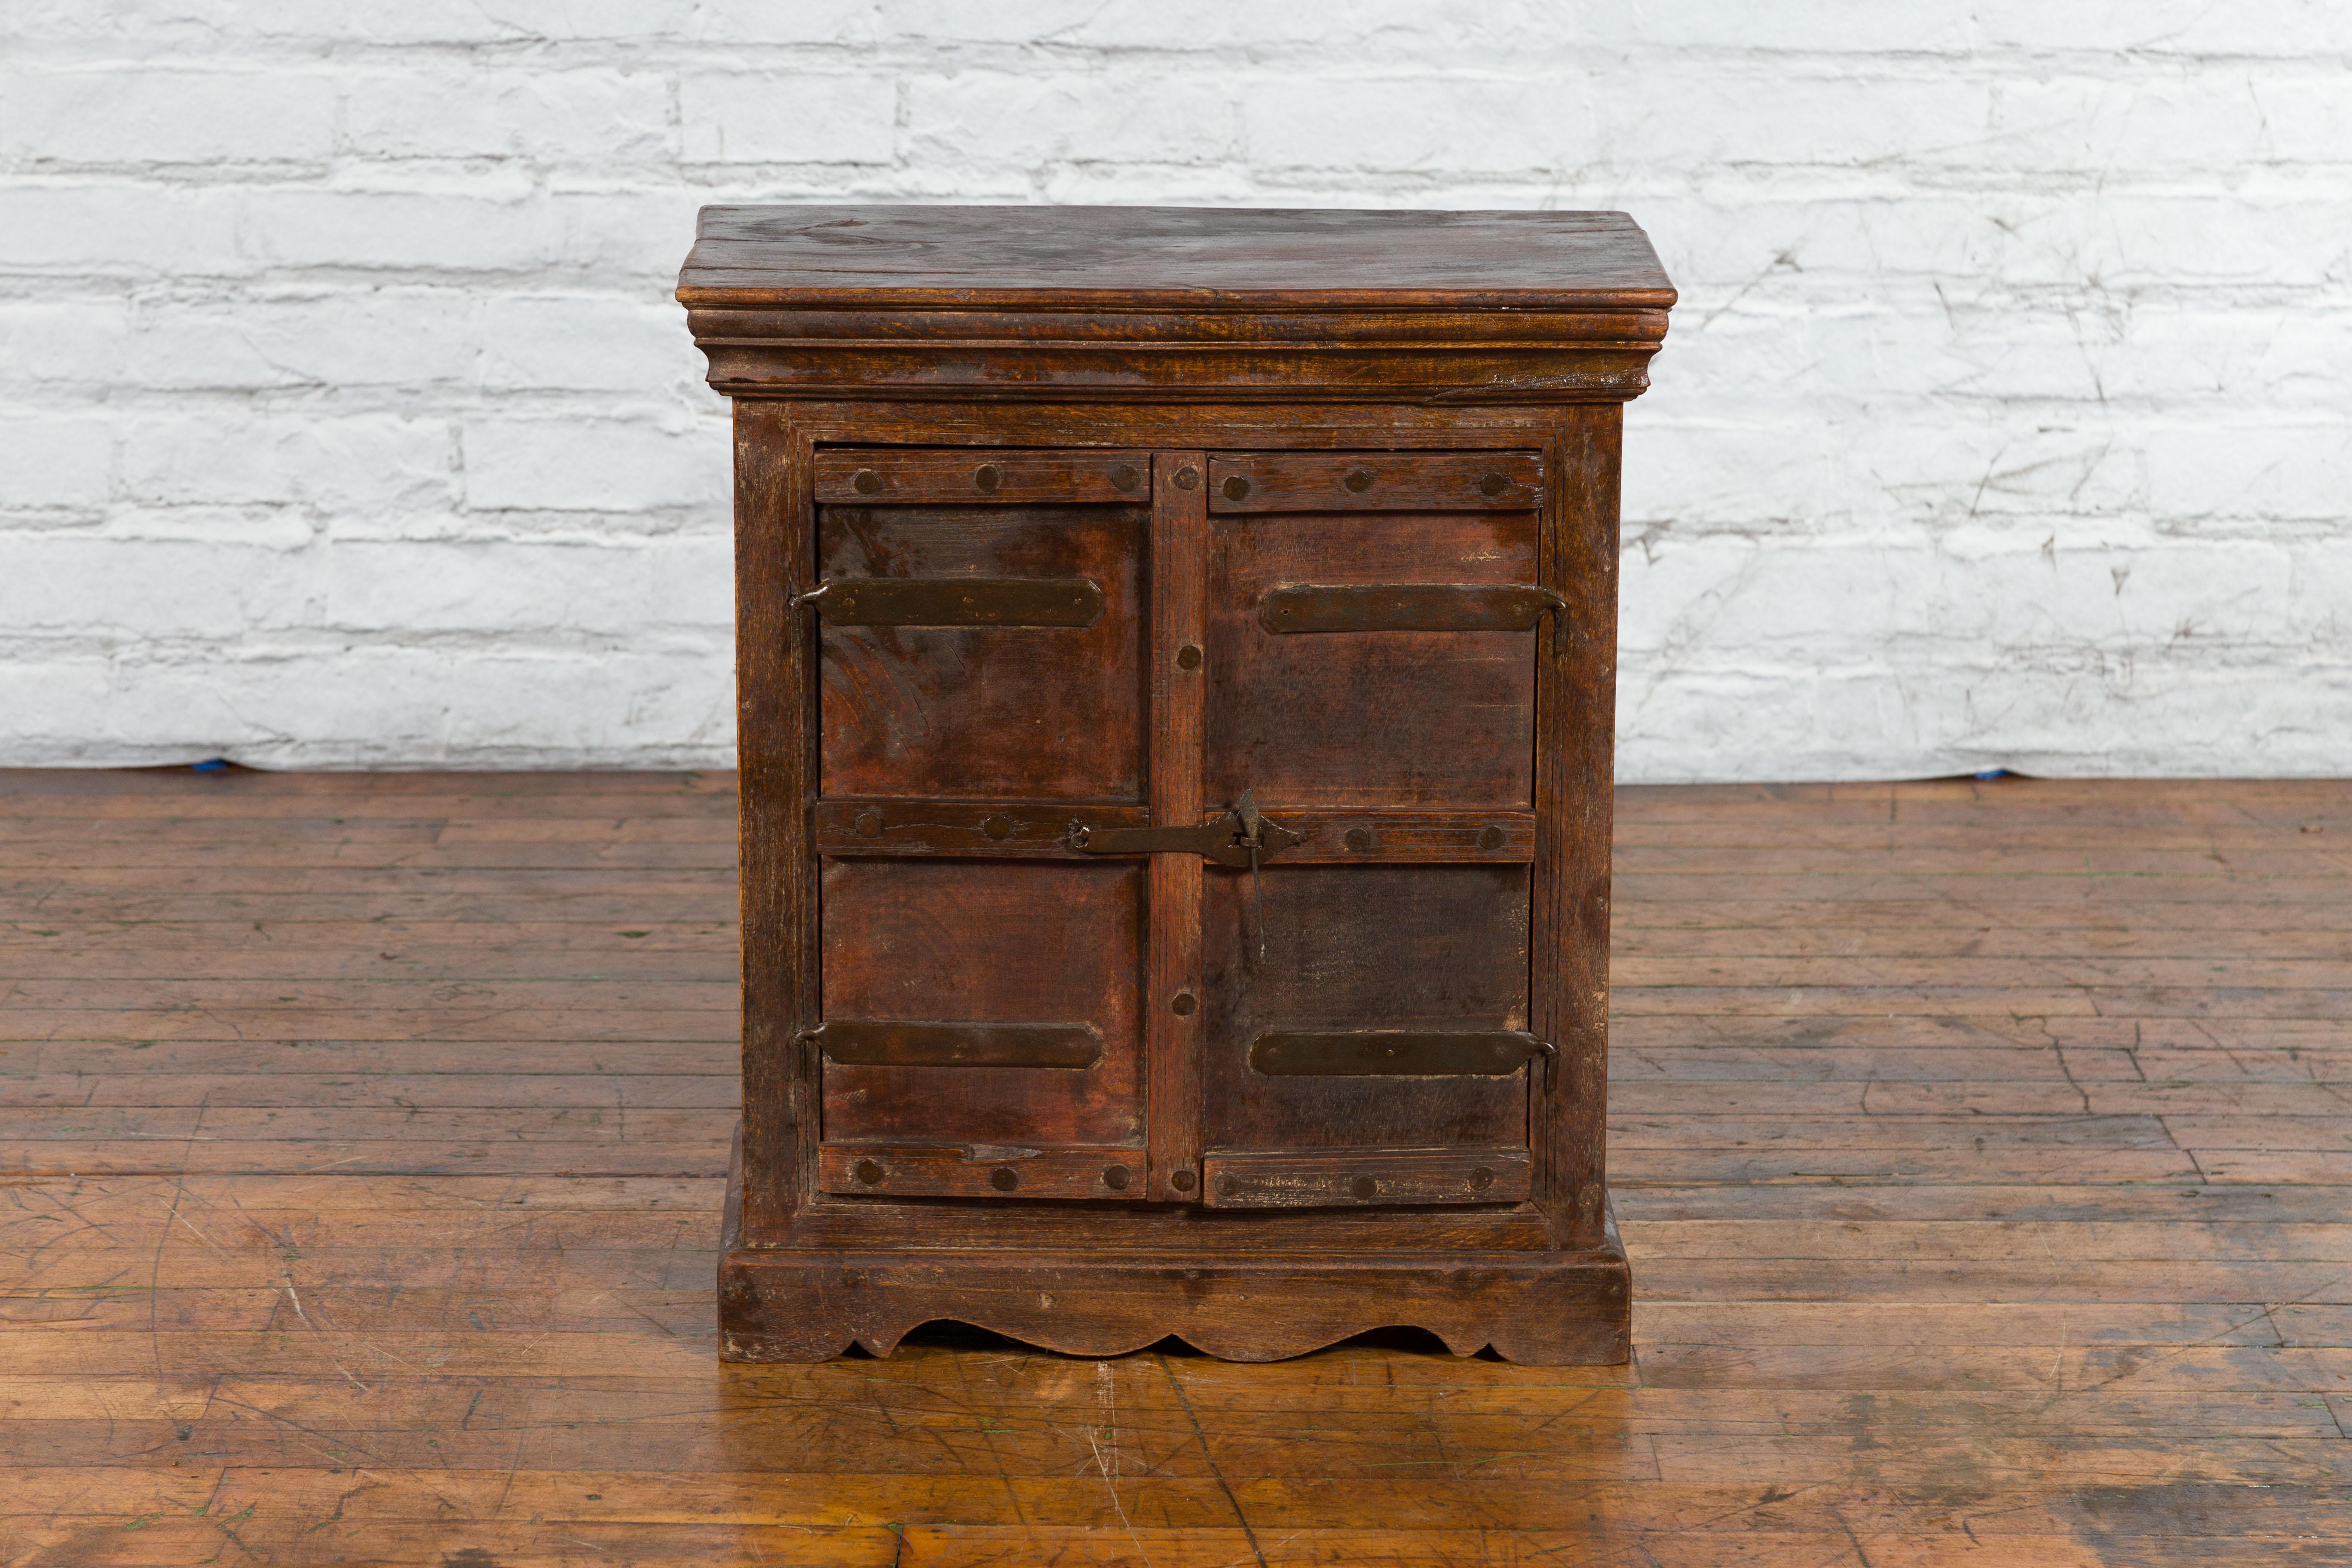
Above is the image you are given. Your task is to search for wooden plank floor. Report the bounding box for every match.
[3,769,2348,1567]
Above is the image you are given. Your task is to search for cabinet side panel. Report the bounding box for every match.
[735,402,818,1238]
[1536,406,1621,1249]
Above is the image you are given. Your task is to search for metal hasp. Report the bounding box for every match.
[1251,1029,1559,1089]
[801,576,1105,628]
[1068,790,1302,868]
[808,1020,1105,1069]
[1260,582,1568,653]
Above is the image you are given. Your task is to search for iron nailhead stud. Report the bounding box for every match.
[974,463,1001,492]
[1169,1170,1197,1192]
[1478,472,1509,496]
[852,469,881,494]
[1222,475,1250,501]
[854,1160,885,1185]
[1172,466,1200,490]
[989,1167,1020,1191]
[1171,991,1197,1016]
[1176,644,1203,670]
[1351,1176,1378,1200]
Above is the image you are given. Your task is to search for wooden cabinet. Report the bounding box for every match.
[678,206,1675,1363]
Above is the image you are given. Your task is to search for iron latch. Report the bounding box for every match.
[1066,790,1301,868]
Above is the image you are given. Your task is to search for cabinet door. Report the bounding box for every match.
[799,444,1553,1212]
[1192,451,1551,1209]
[806,450,1154,1201]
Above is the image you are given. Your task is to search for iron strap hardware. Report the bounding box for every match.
[1066,790,1302,869]
[793,576,1105,628]
[1250,1029,1560,1090]
[1260,582,1570,654]
[802,1020,1104,1070]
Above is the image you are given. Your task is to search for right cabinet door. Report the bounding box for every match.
[1194,450,1553,1210]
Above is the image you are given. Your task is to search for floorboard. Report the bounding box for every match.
[2,768,2347,1567]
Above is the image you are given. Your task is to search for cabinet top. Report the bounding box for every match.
[677,205,1675,310]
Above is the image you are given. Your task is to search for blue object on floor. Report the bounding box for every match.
[1973,768,2008,781]
[191,758,229,773]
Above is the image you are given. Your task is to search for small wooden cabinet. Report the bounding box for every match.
[677,207,1675,1363]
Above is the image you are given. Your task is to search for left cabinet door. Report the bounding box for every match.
[805,449,1156,1201]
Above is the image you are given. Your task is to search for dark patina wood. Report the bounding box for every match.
[680,205,1675,1363]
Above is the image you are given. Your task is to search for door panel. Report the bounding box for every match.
[1203,504,1537,810]
[809,448,1154,1205]
[818,857,1146,1157]
[818,498,1147,802]
[1197,862,1532,1154]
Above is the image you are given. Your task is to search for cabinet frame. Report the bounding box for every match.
[686,205,1670,1362]
[724,404,1624,1340]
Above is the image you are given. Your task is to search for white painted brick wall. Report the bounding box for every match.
[2,2,2346,778]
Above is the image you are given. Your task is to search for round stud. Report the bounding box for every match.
[1351,1176,1378,1200]
[1169,1170,1197,1192]
[1219,1175,1240,1196]
[1478,472,1509,497]
[1222,475,1250,501]
[852,469,881,495]
[1102,1164,1131,1191]
[1344,827,1373,851]
[1479,825,1506,850]
[982,815,1014,840]
[990,1166,1020,1191]
[853,1159,885,1186]
[1170,991,1197,1016]
[1110,464,1140,492]
[1172,466,1200,490]
[1343,469,1375,493]
[854,811,884,839]
[1470,1166,1495,1191]
[1176,644,1203,671]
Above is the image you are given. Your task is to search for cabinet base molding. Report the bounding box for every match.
[719,1173,1629,1367]
[717,1243,1629,1366]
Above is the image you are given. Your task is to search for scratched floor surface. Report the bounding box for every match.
[3,769,2349,1567]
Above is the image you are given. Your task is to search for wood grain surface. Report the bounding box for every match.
[4,767,2349,1565]
[1202,502,1539,811]
[815,498,1149,802]
[677,207,1677,308]
[677,210,1672,405]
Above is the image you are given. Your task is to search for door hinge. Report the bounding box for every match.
[1250,1029,1561,1091]
[791,576,1104,628]
[1259,582,1569,654]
